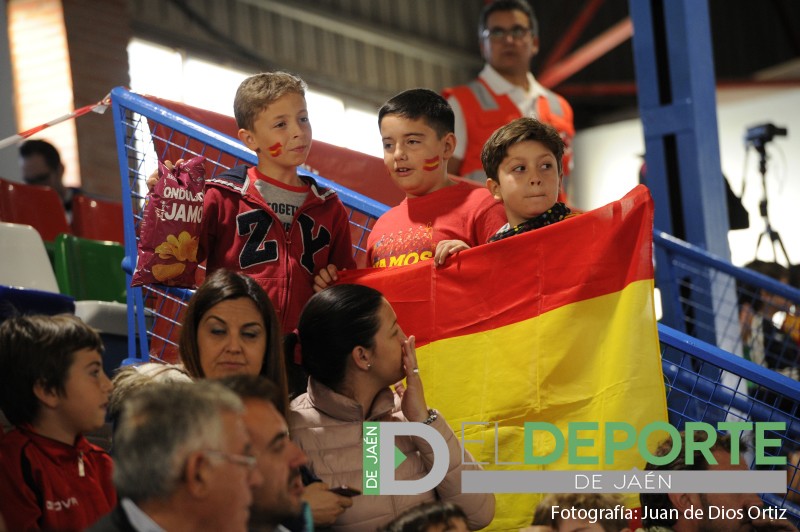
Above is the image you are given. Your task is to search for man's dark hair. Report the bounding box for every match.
[640,432,735,527]
[789,264,800,290]
[0,314,103,425]
[19,139,62,171]
[479,0,539,40]
[216,374,281,412]
[738,260,790,312]
[378,88,454,139]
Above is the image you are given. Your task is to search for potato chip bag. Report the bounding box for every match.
[131,156,205,287]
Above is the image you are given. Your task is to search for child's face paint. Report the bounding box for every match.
[379,115,455,198]
[243,92,311,170]
[422,155,440,171]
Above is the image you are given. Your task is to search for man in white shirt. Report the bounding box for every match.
[443,0,574,199]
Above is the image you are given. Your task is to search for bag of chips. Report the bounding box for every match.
[131,156,205,287]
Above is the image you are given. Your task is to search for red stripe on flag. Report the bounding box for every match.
[340,185,653,346]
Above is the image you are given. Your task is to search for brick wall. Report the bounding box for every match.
[9,0,131,199]
[63,0,130,199]
[9,0,78,187]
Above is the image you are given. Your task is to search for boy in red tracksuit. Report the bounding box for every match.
[0,314,116,531]
[154,72,355,333]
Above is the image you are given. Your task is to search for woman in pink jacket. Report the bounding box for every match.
[286,284,495,531]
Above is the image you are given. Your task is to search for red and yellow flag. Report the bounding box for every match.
[342,185,667,530]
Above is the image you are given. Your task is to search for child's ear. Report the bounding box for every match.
[237,128,260,153]
[33,380,61,409]
[441,132,456,161]
[487,178,503,202]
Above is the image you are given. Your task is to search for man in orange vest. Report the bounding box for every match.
[443,0,574,202]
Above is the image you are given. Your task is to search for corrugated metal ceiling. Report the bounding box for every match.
[130,0,800,128]
[131,0,484,108]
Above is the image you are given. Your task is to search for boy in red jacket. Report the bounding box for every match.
[150,72,356,333]
[0,314,115,531]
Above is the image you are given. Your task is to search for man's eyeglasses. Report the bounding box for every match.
[204,450,257,471]
[482,25,532,42]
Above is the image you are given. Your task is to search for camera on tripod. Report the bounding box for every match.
[745,123,788,148]
[743,122,790,264]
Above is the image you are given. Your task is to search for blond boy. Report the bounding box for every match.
[153,72,356,332]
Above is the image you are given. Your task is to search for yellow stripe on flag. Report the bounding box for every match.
[416,280,666,530]
[341,186,666,530]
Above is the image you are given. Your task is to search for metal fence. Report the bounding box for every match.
[659,323,800,519]
[655,231,800,376]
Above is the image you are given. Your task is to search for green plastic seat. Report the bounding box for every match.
[53,233,126,303]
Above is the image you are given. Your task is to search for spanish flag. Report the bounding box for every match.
[342,185,667,530]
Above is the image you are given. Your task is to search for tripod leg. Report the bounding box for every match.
[772,229,791,265]
[756,230,767,258]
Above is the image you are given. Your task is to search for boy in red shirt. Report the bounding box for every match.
[314,88,506,288]
[0,314,115,531]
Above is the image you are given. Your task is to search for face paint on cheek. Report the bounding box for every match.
[268,142,283,157]
[422,156,440,171]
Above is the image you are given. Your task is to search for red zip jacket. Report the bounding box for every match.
[201,166,356,333]
[0,425,115,532]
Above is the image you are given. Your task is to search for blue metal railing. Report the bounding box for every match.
[655,229,800,371]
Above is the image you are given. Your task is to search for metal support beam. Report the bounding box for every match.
[558,78,800,98]
[539,17,633,88]
[629,0,737,352]
[541,0,606,72]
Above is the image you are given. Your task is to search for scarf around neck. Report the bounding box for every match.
[489,202,571,242]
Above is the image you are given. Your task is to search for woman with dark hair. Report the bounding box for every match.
[179,269,286,391]
[112,269,288,414]
[286,284,494,531]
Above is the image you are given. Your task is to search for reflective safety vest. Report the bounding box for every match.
[443,78,575,198]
